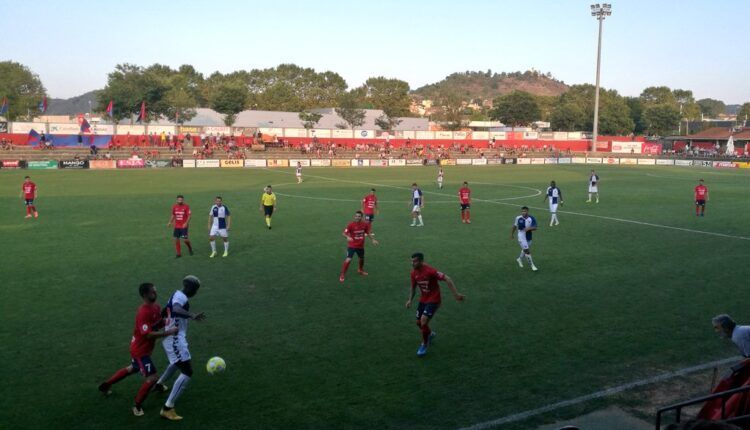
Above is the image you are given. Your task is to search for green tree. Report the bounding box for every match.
[640,86,677,106]
[642,104,681,136]
[374,114,402,131]
[697,98,727,118]
[335,92,366,129]
[434,90,466,131]
[0,61,47,121]
[737,103,750,124]
[165,75,198,124]
[490,90,540,127]
[298,111,323,129]
[362,77,411,118]
[97,63,173,122]
[672,89,700,120]
[210,80,248,126]
[245,64,347,111]
[550,102,586,131]
[549,85,633,134]
[625,97,645,134]
[534,95,557,122]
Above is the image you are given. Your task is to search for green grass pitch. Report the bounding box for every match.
[1,165,748,429]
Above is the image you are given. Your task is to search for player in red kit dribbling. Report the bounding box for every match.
[168,195,193,258]
[361,189,378,223]
[98,283,177,416]
[406,252,464,357]
[694,179,709,217]
[20,176,38,219]
[340,210,379,283]
[458,181,471,224]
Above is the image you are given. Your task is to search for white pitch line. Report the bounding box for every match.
[265,169,750,242]
[457,356,738,430]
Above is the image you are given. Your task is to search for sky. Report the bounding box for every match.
[1,0,748,103]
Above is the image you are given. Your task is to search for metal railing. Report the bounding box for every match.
[655,384,750,428]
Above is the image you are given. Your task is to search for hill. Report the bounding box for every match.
[412,70,569,102]
[47,90,99,115]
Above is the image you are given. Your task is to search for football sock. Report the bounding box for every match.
[184,240,193,252]
[518,251,526,259]
[358,258,364,271]
[210,241,216,252]
[588,193,592,200]
[421,324,431,345]
[26,206,31,215]
[165,374,190,408]
[417,215,423,225]
[31,205,37,213]
[696,206,700,215]
[265,216,271,227]
[106,367,131,386]
[551,214,558,224]
[223,241,229,252]
[526,254,535,266]
[134,379,156,407]
[341,260,351,275]
[466,210,470,221]
[157,364,178,385]
[175,241,181,255]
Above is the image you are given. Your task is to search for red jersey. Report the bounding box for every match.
[129,303,163,358]
[22,182,36,199]
[344,221,371,249]
[411,264,446,304]
[171,204,191,228]
[458,187,471,204]
[694,185,708,200]
[362,195,377,215]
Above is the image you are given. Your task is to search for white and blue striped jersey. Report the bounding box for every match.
[546,186,562,204]
[163,290,190,340]
[412,189,423,206]
[210,205,230,229]
[514,215,537,241]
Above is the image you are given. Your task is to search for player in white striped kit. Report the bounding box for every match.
[155,275,205,421]
[543,180,563,226]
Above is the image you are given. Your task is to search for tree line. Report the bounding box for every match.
[1,60,748,135]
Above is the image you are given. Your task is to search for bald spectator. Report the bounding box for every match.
[713,314,750,357]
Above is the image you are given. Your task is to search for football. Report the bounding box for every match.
[206,356,226,375]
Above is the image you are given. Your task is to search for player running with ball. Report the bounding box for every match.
[156,275,205,421]
[406,252,465,357]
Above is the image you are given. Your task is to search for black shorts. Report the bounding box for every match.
[416,302,440,320]
[25,199,34,206]
[131,355,157,376]
[460,203,470,210]
[695,200,706,206]
[263,205,274,216]
[364,213,375,222]
[346,247,364,258]
[173,227,189,239]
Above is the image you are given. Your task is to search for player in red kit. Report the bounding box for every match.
[340,211,379,283]
[98,283,177,416]
[694,179,709,217]
[458,181,471,224]
[361,189,378,223]
[20,176,38,219]
[168,195,193,258]
[406,252,464,357]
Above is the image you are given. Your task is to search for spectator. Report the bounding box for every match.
[713,315,750,357]
[89,143,98,156]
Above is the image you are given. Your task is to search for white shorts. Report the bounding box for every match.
[412,205,421,213]
[163,336,191,364]
[296,173,301,177]
[549,203,558,213]
[518,236,531,250]
[209,226,228,237]
[437,177,443,183]
[589,185,598,193]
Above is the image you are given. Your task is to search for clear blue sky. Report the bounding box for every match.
[1,0,747,103]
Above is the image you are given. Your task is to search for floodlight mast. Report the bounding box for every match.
[590,3,612,152]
